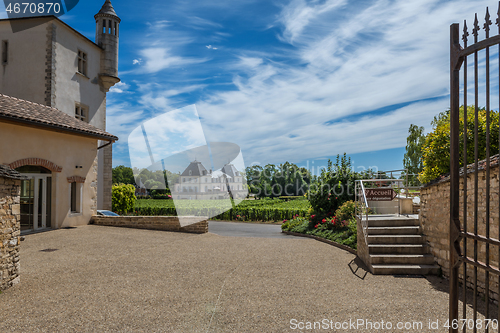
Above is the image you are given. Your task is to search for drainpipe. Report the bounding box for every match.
[97,140,113,150]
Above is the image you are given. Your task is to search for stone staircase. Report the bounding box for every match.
[366,216,440,275]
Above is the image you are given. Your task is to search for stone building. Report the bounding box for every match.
[0,165,25,290]
[172,160,247,200]
[0,0,120,212]
[0,0,120,232]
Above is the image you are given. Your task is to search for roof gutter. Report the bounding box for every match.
[0,115,118,142]
[98,140,113,150]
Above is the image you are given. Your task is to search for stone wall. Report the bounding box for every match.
[420,164,499,301]
[356,217,371,272]
[0,177,21,291]
[90,216,208,234]
[102,144,112,211]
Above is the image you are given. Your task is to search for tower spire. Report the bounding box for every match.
[95,0,121,92]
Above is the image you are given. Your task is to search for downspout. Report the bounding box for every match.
[97,140,113,150]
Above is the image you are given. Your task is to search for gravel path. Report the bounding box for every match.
[0,225,494,332]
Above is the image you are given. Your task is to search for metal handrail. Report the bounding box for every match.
[355,180,370,245]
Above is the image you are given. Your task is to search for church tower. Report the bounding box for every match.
[95,0,120,92]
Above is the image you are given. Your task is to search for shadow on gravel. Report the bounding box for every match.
[349,257,369,280]
[426,275,499,321]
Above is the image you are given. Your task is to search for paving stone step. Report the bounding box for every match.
[367,226,420,235]
[367,235,425,245]
[370,254,436,265]
[371,264,440,275]
[368,244,429,254]
[367,218,420,227]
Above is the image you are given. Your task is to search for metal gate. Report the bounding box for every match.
[450,4,500,333]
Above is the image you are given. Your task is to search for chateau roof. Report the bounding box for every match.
[181,161,208,177]
[95,0,120,20]
[0,93,118,142]
[0,164,27,180]
[221,164,240,178]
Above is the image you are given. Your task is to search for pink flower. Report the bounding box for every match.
[311,215,316,219]
[314,224,319,228]
[322,219,326,223]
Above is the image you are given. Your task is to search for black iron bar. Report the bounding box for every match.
[498,1,500,324]
[460,34,500,57]
[462,20,468,331]
[461,232,500,247]
[450,23,462,333]
[460,256,500,276]
[484,8,492,330]
[473,13,479,333]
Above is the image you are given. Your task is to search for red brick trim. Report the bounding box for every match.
[67,176,86,183]
[8,158,62,172]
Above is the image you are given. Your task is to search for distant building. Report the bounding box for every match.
[172,160,246,200]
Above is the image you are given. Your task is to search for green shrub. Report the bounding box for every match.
[308,154,357,219]
[419,106,499,184]
[112,184,137,214]
[335,200,356,223]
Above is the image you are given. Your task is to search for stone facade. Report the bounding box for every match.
[420,163,499,301]
[356,217,371,272]
[102,144,113,210]
[0,177,21,291]
[90,216,208,234]
[44,23,57,107]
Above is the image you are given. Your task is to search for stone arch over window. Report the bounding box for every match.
[67,176,86,183]
[8,158,62,172]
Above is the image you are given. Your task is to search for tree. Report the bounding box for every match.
[403,124,425,185]
[419,106,499,184]
[112,165,136,185]
[308,153,357,218]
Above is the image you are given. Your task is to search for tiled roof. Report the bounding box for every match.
[0,164,27,180]
[422,154,499,188]
[0,93,118,141]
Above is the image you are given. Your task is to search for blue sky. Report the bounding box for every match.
[8,0,499,173]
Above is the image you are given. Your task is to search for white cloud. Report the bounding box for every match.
[109,81,130,94]
[139,47,207,73]
[112,0,496,167]
[132,59,142,65]
[206,45,218,50]
[194,0,493,164]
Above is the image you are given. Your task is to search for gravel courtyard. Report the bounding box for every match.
[0,224,492,332]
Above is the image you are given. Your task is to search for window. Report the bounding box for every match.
[77,50,87,76]
[70,182,82,214]
[189,170,192,176]
[75,104,88,122]
[2,40,8,64]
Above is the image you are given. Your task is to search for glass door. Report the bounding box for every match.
[20,178,34,231]
[19,174,51,231]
